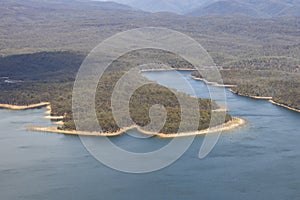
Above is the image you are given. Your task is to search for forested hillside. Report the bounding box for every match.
[191,70,300,110]
[0,50,231,133]
[0,0,299,133]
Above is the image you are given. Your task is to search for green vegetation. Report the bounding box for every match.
[0,0,299,134]
[0,51,231,134]
[192,69,300,110]
[225,56,300,72]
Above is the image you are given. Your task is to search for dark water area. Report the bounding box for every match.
[0,71,299,200]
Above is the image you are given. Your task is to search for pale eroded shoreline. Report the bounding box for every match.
[189,75,237,88]
[269,100,300,113]
[0,102,50,110]
[140,68,197,72]
[26,117,246,138]
[189,74,298,112]
[137,117,246,138]
[44,104,65,120]
[26,125,137,137]
[229,89,273,100]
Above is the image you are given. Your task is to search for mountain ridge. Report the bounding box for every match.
[188,0,300,18]
[95,0,300,18]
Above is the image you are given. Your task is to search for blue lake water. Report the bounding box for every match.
[0,71,299,200]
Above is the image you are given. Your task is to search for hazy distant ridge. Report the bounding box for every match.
[103,0,300,17]
[188,0,300,18]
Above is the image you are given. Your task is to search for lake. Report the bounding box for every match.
[0,71,299,200]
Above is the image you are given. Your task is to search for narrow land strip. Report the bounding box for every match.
[27,117,246,138]
[0,102,50,110]
[269,100,300,113]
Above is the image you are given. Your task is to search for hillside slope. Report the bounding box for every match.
[188,0,300,18]
[97,0,209,14]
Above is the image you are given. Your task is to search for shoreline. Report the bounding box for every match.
[229,89,300,113]
[26,125,138,137]
[26,117,246,138]
[189,75,237,88]
[0,101,67,119]
[0,102,50,110]
[44,104,65,120]
[269,100,300,113]
[140,68,197,72]
[44,115,65,120]
[191,74,299,113]
[229,89,273,100]
[54,121,64,125]
[159,117,246,138]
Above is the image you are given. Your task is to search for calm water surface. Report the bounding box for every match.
[0,71,299,200]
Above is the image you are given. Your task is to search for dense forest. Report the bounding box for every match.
[0,51,231,134]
